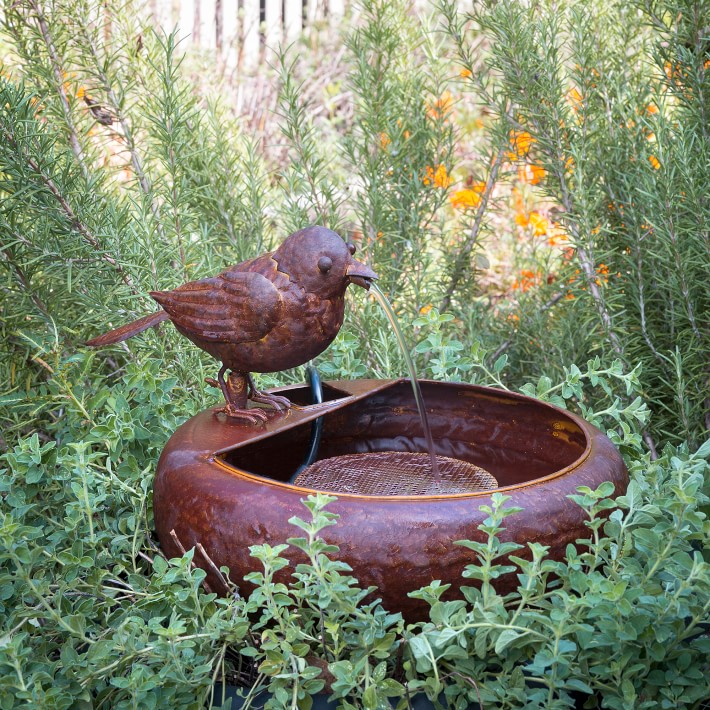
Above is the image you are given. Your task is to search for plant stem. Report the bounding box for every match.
[27,0,87,173]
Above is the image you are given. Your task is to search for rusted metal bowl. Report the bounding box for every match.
[154,379,627,620]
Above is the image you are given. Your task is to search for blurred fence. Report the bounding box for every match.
[148,0,350,70]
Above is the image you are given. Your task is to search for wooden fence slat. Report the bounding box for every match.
[155,0,174,33]
[242,0,261,67]
[264,0,282,50]
[306,0,320,27]
[201,0,216,48]
[329,0,345,22]
[178,0,194,44]
[222,0,239,71]
[153,0,354,63]
[284,0,302,43]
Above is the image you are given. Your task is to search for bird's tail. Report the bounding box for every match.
[86,310,169,347]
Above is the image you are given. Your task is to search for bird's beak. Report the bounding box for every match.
[346,259,378,290]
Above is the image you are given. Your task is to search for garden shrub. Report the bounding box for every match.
[0,360,710,708]
[437,0,709,448]
[0,359,707,708]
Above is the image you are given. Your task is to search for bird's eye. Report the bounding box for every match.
[347,242,356,255]
[318,256,333,273]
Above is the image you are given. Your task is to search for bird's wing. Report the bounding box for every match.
[150,269,282,343]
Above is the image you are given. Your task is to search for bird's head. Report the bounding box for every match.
[274,226,378,298]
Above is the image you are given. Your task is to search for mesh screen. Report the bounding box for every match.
[293,451,498,496]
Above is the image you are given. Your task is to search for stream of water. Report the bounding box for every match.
[369,284,441,481]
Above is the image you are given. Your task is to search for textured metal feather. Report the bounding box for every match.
[150,271,282,344]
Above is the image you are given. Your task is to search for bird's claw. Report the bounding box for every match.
[207,372,290,419]
[219,404,269,425]
[245,374,291,411]
[248,390,292,412]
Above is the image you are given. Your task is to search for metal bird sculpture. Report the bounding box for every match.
[86,226,378,423]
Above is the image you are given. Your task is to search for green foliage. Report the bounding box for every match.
[0,13,273,440]
[342,0,455,301]
[407,460,709,709]
[243,494,405,709]
[437,0,709,446]
[413,307,509,387]
[1,314,708,708]
[404,363,709,709]
[3,0,705,447]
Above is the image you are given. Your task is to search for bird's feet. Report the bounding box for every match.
[247,374,292,412]
[206,372,289,423]
[220,403,269,424]
[205,371,268,424]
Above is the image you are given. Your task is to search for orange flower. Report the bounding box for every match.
[419,304,433,315]
[512,269,541,292]
[379,132,391,150]
[596,263,610,286]
[547,223,568,247]
[507,130,534,160]
[423,164,452,189]
[528,212,549,236]
[62,71,77,96]
[449,181,486,209]
[645,103,659,115]
[393,119,409,139]
[649,155,660,170]
[427,91,453,120]
[664,61,684,84]
[516,211,545,234]
[460,68,472,79]
[518,163,547,185]
[567,87,583,112]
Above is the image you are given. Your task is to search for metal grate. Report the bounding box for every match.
[293,451,498,496]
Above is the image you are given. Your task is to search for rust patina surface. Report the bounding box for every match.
[153,379,628,620]
[87,227,376,422]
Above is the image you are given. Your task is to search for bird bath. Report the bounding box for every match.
[153,377,627,620]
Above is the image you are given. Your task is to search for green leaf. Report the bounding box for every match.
[566,679,593,694]
[495,629,527,654]
[362,685,378,710]
[63,614,86,637]
[0,393,26,406]
[493,354,508,373]
[153,555,168,574]
[694,438,710,460]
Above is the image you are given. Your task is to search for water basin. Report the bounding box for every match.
[153,378,627,620]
